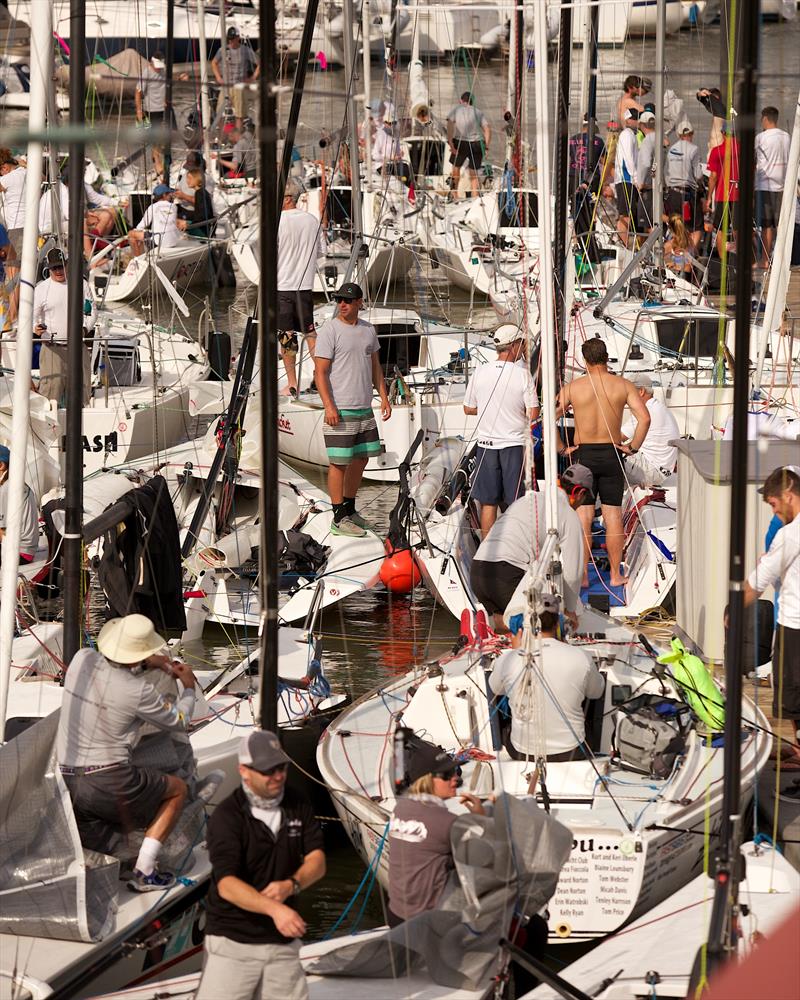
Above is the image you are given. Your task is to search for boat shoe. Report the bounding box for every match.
[330,516,366,538]
[127,868,177,892]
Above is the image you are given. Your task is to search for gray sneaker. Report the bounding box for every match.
[349,510,376,532]
[330,515,367,538]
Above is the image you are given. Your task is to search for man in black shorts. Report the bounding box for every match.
[555,339,651,589]
[447,92,491,200]
[470,465,592,632]
[277,179,325,395]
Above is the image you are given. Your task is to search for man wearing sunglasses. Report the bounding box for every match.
[197,730,325,1000]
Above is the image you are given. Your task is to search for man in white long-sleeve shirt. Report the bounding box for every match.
[614,108,640,247]
[33,248,96,404]
[744,466,800,748]
[56,614,199,891]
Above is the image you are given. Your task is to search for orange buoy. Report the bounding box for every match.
[380,546,422,593]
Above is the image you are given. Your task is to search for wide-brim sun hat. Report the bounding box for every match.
[97,614,167,664]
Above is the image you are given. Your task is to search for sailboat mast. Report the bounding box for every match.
[197,0,214,173]
[342,0,366,287]
[0,1,50,739]
[653,0,666,284]
[257,0,280,733]
[277,0,321,205]
[705,0,761,967]
[532,0,559,534]
[164,0,175,180]
[62,0,87,664]
[553,0,572,383]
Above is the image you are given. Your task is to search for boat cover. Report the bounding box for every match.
[0,712,118,943]
[305,794,572,990]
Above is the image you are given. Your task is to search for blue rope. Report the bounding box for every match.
[323,821,390,939]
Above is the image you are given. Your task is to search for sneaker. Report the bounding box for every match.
[127,868,176,893]
[349,510,375,532]
[330,516,367,538]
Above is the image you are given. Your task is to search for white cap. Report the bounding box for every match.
[640,111,655,125]
[493,324,525,348]
[677,119,694,135]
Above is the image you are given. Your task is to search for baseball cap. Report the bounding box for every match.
[624,108,640,122]
[541,593,562,614]
[493,323,525,348]
[239,730,290,772]
[0,445,9,464]
[758,465,800,495]
[639,111,655,125]
[227,26,240,38]
[151,51,166,69]
[629,372,654,390]
[407,741,457,784]
[677,119,694,135]
[334,281,363,301]
[153,183,175,197]
[561,463,595,499]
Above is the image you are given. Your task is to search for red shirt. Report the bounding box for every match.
[708,138,740,202]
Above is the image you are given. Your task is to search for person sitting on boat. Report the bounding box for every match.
[371,114,411,184]
[489,594,605,762]
[217,119,258,179]
[128,184,182,257]
[175,151,215,204]
[619,373,680,487]
[470,464,591,634]
[387,741,485,926]
[33,248,96,405]
[663,214,696,280]
[744,466,800,751]
[55,614,198,892]
[555,338,651,590]
[446,92,491,199]
[176,169,216,239]
[195,730,325,1000]
[463,323,540,536]
[0,444,39,566]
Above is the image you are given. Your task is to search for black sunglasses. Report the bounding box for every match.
[433,767,461,780]
[251,763,289,777]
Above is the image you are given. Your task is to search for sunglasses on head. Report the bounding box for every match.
[251,762,289,777]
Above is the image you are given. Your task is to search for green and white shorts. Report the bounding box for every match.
[323,408,382,464]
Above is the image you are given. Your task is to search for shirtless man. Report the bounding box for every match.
[616,75,651,130]
[555,338,650,588]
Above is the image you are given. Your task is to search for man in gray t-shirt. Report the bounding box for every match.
[212,26,259,128]
[446,92,491,199]
[313,282,391,537]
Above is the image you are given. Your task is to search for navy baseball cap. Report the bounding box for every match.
[334,282,364,301]
[153,183,175,197]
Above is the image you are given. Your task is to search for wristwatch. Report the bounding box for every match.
[290,877,301,896]
[628,447,638,454]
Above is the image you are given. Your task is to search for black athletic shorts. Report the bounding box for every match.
[61,762,167,833]
[665,186,703,231]
[453,140,484,170]
[774,625,800,719]
[277,290,316,354]
[637,188,654,230]
[755,190,781,230]
[615,182,639,220]
[574,444,626,507]
[470,559,525,617]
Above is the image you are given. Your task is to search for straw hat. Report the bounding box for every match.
[97,614,167,664]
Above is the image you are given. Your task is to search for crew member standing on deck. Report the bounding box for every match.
[195,731,326,1000]
[33,248,96,405]
[614,109,640,248]
[463,324,539,537]
[0,444,39,565]
[278,179,325,397]
[446,92,491,200]
[314,282,392,538]
[212,26,260,130]
[744,467,800,749]
[555,339,650,590]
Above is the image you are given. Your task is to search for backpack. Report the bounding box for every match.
[614,695,691,778]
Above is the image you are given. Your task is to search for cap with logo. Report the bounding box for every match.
[561,463,595,499]
[227,26,240,38]
[493,324,525,348]
[239,730,290,772]
[639,111,656,125]
[407,741,457,784]
[540,593,562,615]
[334,281,364,301]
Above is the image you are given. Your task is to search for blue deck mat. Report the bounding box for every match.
[580,523,627,607]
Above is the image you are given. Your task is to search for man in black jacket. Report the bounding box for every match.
[196,731,325,1000]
